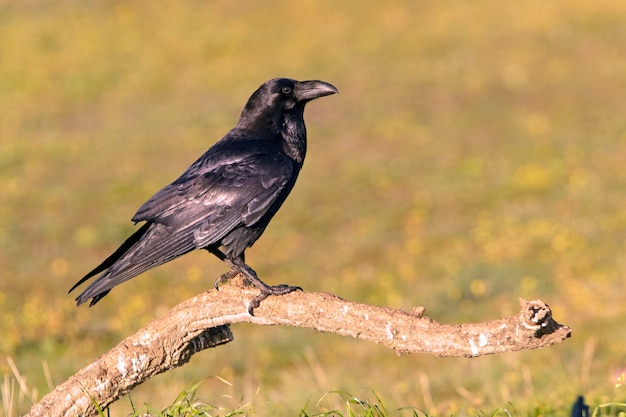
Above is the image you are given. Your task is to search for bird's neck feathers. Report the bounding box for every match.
[281,112,307,163]
[237,104,307,164]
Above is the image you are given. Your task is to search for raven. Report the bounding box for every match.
[70,78,338,313]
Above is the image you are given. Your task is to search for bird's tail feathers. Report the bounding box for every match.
[69,222,152,294]
[73,222,197,306]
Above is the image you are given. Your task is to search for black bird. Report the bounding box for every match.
[70,78,338,313]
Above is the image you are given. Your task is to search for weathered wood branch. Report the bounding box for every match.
[26,275,571,417]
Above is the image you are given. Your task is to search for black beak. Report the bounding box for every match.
[295,80,339,102]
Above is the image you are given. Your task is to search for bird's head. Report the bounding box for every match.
[237,78,338,136]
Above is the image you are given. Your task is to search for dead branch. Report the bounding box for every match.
[26,274,571,417]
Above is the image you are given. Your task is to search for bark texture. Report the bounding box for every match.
[26,275,571,417]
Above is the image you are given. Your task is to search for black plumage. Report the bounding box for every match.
[70,78,338,313]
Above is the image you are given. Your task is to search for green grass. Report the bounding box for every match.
[300,390,428,417]
[3,373,625,417]
[2,0,626,416]
[125,380,250,417]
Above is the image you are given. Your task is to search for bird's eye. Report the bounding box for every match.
[280,85,292,95]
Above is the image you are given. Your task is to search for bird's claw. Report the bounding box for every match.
[266,284,302,295]
[247,284,302,315]
[214,270,238,290]
[247,292,269,314]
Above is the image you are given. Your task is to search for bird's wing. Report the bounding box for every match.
[132,149,294,248]
[75,150,294,305]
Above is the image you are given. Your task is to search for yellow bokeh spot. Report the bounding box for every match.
[523,113,551,137]
[514,164,552,191]
[186,265,202,282]
[51,257,68,277]
[568,168,589,190]
[470,279,487,297]
[520,275,538,293]
[74,226,98,247]
[404,238,423,256]
[552,233,570,252]
[501,63,528,90]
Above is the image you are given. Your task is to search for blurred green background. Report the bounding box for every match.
[2,0,626,415]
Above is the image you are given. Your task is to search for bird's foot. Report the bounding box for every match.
[247,284,302,315]
[214,270,238,290]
